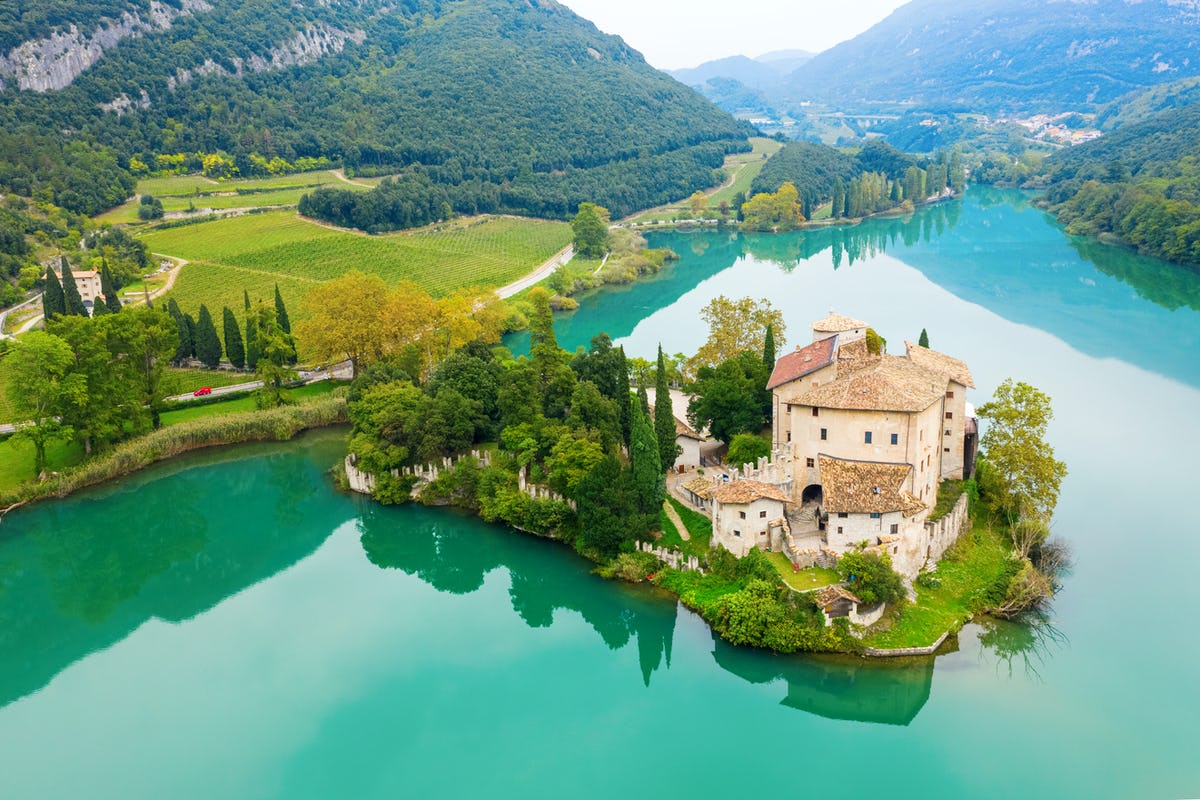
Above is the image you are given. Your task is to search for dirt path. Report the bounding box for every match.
[662,498,691,541]
[331,168,375,188]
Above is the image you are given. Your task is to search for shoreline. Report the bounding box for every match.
[0,396,348,520]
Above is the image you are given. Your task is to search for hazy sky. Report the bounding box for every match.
[557,0,910,70]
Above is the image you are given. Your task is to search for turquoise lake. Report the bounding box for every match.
[1,187,1198,797]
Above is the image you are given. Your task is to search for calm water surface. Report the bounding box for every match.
[2,188,1198,798]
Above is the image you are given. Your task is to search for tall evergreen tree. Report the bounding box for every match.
[194,304,223,368]
[59,258,86,316]
[638,384,650,417]
[244,289,260,370]
[763,322,776,372]
[617,345,632,449]
[919,328,930,348]
[223,306,246,369]
[630,400,664,515]
[274,284,291,334]
[654,345,679,474]
[831,178,845,220]
[42,267,65,319]
[91,296,111,316]
[183,313,197,358]
[100,261,122,313]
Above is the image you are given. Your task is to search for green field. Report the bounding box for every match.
[0,437,85,493]
[0,355,14,423]
[159,367,255,398]
[629,137,782,223]
[96,170,368,224]
[139,211,572,321]
[158,382,341,426]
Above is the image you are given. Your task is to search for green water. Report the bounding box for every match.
[3,188,1199,797]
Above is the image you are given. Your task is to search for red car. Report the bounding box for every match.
[193,387,212,397]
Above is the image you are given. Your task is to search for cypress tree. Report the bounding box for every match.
[172,313,193,363]
[42,267,65,319]
[274,284,291,334]
[831,178,845,220]
[100,261,121,313]
[919,328,930,348]
[60,257,86,316]
[763,322,776,372]
[195,304,223,368]
[244,290,260,370]
[617,345,632,449]
[630,400,664,515]
[183,313,197,357]
[223,306,246,369]
[653,345,679,474]
[91,296,111,316]
[638,385,650,417]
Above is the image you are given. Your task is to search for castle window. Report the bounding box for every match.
[945,429,952,436]
[787,431,792,442]
[864,431,872,444]
[946,390,955,399]
[870,513,881,519]
[837,512,848,518]
[812,407,819,417]
[837,526,843,534]
[759,510,767,518]
[890,524,899,535]
[734,530,741,537]
[820,428,827,441]
[945,412,953,420]
[739,511,746,519]
[890,433,898,445]
[944,447,951,453]
[806,458,814,468]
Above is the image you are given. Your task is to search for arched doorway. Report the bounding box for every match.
[801,484,823,505]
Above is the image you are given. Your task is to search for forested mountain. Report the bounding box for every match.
[0,0,751,225]
[1042,102,1200,265]
[783,0,1200,113]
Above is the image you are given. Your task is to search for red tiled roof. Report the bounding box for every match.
[767,337,836,390]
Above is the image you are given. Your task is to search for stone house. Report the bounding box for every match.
[646,387,721,470]
[710,479,791,557]
[71,270,103,308]
[761,312,977,579]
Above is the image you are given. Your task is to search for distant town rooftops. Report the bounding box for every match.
[785,354,947,412]
[818,455,926,516]
[767,337,837,389]
[904,342,975,388]
[712,479,792,505]
[812,312,868,333]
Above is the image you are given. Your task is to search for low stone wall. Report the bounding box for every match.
[636,540,703,573]
[344,453,375,495]
[925,492,969,566]
[863,630,951,658]
[850,602,886,627]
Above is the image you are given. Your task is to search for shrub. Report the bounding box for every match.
[838,551,906,605]
[596,551,661,582]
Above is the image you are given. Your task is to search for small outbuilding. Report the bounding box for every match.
[712,479,792,557]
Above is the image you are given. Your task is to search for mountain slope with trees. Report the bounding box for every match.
[782,0,1200,113]
[1042,102,1200,265]
[0,0,751,226]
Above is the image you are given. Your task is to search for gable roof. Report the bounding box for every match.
[682,476,718,500]
[812,312,868,333]
[785,355,947,412]
[712,479,792,505]
[768,337,837,390]
[818,455,926,516]
[904,342,975,389]
[816,585,862,607]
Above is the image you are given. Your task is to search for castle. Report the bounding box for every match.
[704,313,977,579]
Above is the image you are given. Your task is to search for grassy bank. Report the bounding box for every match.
[0,395,348,510]
[861,519,1017,650]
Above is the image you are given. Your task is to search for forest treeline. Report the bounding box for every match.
[0,0,750,225]
[1042,103,1200,265]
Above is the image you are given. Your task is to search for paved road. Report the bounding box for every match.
[496,245,573,299]
[0,294,40,339]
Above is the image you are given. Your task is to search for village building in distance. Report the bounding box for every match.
[685,313,977,581]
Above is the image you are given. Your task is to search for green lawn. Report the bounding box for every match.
[158,382,342,426]
[862,521,1015,649]
[766,551,840,591]
[0,436,85,493]
[0,356,14,423]
[96,170,366,224]
[654,496,712,558]
[139,211,571,324]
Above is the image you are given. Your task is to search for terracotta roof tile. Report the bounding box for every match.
[812,312,868,333]
[785,355,947,412]
[712,479,792,505]
[767,337,837,389]
[816,585,861,606]
[682,476,718,500]
[904,342,975,388]
[819,455,927,517]
[836,338,870,363]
